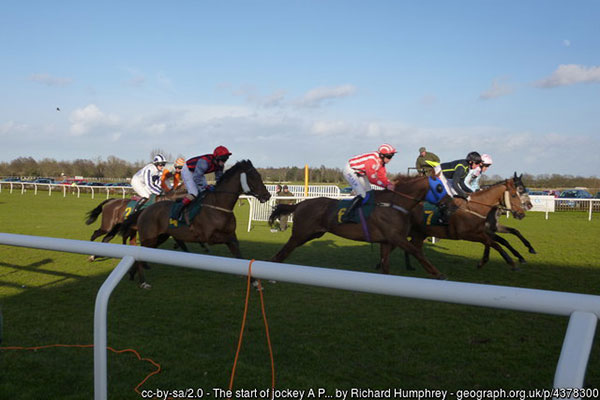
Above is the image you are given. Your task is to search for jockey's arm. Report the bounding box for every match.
[365,161,391,189]
[192,159,210,191]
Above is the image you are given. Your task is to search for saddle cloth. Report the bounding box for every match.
[335,193,376,224]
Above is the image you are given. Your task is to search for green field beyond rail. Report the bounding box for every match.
[1,192,599,399]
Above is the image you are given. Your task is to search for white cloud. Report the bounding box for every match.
[69,104,120,136]
[563,39,571,47]
[535,64,600,88]
[295,84,357,108]
[310,120,351,136]
[0,120,29,136]
[479,77,514,100]
[29,73,72,87]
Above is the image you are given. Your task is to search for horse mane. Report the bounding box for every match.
[217,159,253,186]
[392,173,424,185]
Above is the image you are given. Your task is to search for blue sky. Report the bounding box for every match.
[1,0,599,177]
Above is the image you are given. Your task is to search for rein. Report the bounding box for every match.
[203,204,234,213]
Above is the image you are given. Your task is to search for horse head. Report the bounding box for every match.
[233,160,271,203]
[503,179,526,220]
[513,172,533,211]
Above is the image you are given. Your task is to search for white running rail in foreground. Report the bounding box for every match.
[0,232,598,400]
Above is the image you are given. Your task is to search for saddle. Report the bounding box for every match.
[335,193,377,224]
[123,194,157,219]
[168,195,205,228]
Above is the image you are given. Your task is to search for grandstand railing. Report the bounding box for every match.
[0,232,597,400]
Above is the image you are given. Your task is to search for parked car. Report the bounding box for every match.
[557,189,593,209]
[30,178,55,184]
[527,190,548,196]
[1,177,21,182]
[594,192,600,199]
[85,182,105,187]
[340,186,354,195]
[58,179,87,185]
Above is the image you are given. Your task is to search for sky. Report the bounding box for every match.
[1,0,599,178]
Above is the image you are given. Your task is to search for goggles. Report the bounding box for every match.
[382,153,394,159]
[216,155,229,163]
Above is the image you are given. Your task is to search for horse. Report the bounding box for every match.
[118,160,271,288]
[399,176,530,272]
[84,187,188,261]
[268,174,447,279]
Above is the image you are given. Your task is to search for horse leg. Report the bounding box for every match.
[487,239,518,271]
[404,236,420,271]
[271,231,326,263]
[492,233,527,264]
[88,228,109,261]
[391,237,446,280]
[478,246,491,269]
[497,225,536,254]
[376,243,394,274]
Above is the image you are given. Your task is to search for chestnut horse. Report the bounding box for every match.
[119,160,271,288]
[268,174,446,279]
[398,176,530,272]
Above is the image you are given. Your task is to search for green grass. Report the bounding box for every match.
[1,191,599,399]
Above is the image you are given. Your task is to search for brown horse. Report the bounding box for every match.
[268,174,446,279]
[119,160,271,288]
[85,188,187,261]
[398,176,530,273]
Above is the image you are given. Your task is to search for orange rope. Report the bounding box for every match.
[228,259,275,399]
[0,344,161,395]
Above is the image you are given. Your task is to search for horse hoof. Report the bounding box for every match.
[374,263,381,270]
[511,266,521,272]
[437,274,448,280]
[139,282,152,289]
[518,259,527,264]
[88,255,95,262]
[529,249,537,254]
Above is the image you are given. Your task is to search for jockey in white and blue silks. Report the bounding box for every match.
[131,154,166,200]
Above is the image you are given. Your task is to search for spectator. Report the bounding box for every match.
[415,147,440,176]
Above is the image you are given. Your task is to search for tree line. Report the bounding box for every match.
[1,156,598,190]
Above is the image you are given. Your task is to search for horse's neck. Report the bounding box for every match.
[471,183,506,205]
[209,173,243,209]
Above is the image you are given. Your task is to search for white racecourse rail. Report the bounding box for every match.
[0,233,598,400]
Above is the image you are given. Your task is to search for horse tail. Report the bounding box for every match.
[269,204,298,227]
[85,199,113,225]
[119,210,141,238]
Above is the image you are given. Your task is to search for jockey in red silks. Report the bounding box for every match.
[180,145,232,208]
[341,143,397,222]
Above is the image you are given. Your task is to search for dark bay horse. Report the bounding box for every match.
[85,188,186,261]
[119,160,271,288]
[399,176,530,272]
[268,175,446,279]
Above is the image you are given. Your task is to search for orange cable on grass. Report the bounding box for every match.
[0,343,161,395]
[228,259,275,399]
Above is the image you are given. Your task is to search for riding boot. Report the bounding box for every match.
[341,195,363,223]
[177,194,195,220]
[437,201,449,225]
[133,197,148,214]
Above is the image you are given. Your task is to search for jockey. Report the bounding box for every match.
[131,154,167,211]
[465,153,493,192]
[180,145,232,207]
[438,151,482,199]
[341,143,397,222]
[160,157,185,193]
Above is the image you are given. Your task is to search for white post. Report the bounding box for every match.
[93,256,136,400]
[588,200,592,221]
[553,311,597,399]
